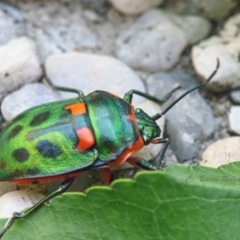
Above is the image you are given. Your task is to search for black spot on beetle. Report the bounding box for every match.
[8,125,23,139]
[13,148,29,162]
[13,168,21,176]
[31,180,39,184]
[0,160,6,170]
[36,140,61,158]
[30,111,51,127]
[26,168,40,176]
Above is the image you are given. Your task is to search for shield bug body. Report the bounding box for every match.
[0,60,219,237]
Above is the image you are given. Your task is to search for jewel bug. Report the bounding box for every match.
[0,59,219,237]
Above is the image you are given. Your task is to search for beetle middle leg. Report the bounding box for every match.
[123,85,180,104]
[43,75,84,97]
[127,138,169,170]
[0,178,74,238]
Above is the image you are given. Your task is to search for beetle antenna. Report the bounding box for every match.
[151,58,220,121]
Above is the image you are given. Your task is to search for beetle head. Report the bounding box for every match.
[135,108,160,145]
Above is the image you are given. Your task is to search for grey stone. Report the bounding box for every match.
[0,3,25,45]
[116,9,211,72]
[146,71,215,162]
[191,0,237,20]
[19,2,100,61]
[79,0,109,14]
[164,0,237,20]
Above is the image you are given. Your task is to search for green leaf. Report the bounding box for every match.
[1,162,240,240]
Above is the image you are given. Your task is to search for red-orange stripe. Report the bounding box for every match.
[65,103,86,116]
[76,127,95,152]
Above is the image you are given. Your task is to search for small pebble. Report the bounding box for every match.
[0,37,42,95]
[201,137,240,168]
[0,182,17,198]
[230,90,240,104]
[228,106,240,135]
[108,0,163,15]
[1,83,59,120]
[0,190,45,218]
[192,13,240,92]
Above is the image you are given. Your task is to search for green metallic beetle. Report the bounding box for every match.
[0,60,219,237]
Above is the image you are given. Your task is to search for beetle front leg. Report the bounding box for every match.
[0,178,74,238]
[127,138,169,170]
[123,85,180,104]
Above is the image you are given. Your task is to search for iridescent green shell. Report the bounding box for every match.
[0,91,141,182]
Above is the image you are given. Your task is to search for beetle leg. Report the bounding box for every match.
[151,138,170,170]
[100,168,115,184]
[127,157,157,170]
[43,75,84,97]
[123,85,181,104]
[127,138,169,170]
[0,178,74,238]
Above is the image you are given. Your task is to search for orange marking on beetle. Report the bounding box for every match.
[10,172,82,186]
[109,136,144,167]
[151,139,159,144]
[65,103,86,116]
[126,112,136,124]
[109,92,121,99]
[76,127,95,152]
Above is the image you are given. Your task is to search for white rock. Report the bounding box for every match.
[117,100,165,169]
[192,37,240,92]
[228,106,240,135]
[0,182,17,198]
[1,83,59,120]
[191,0,236,20]
[45,53,145,104]
[116,9,211,72]
[192,13,240,92]
[108,0,163,15]
[220,14,240,38]
[0,190,45,218]
[0,37,42,95]
[201,137,240,168]
[230,90,240,104]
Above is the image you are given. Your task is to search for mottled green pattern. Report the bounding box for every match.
[86,91,139,162]
[0,98,98,181]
